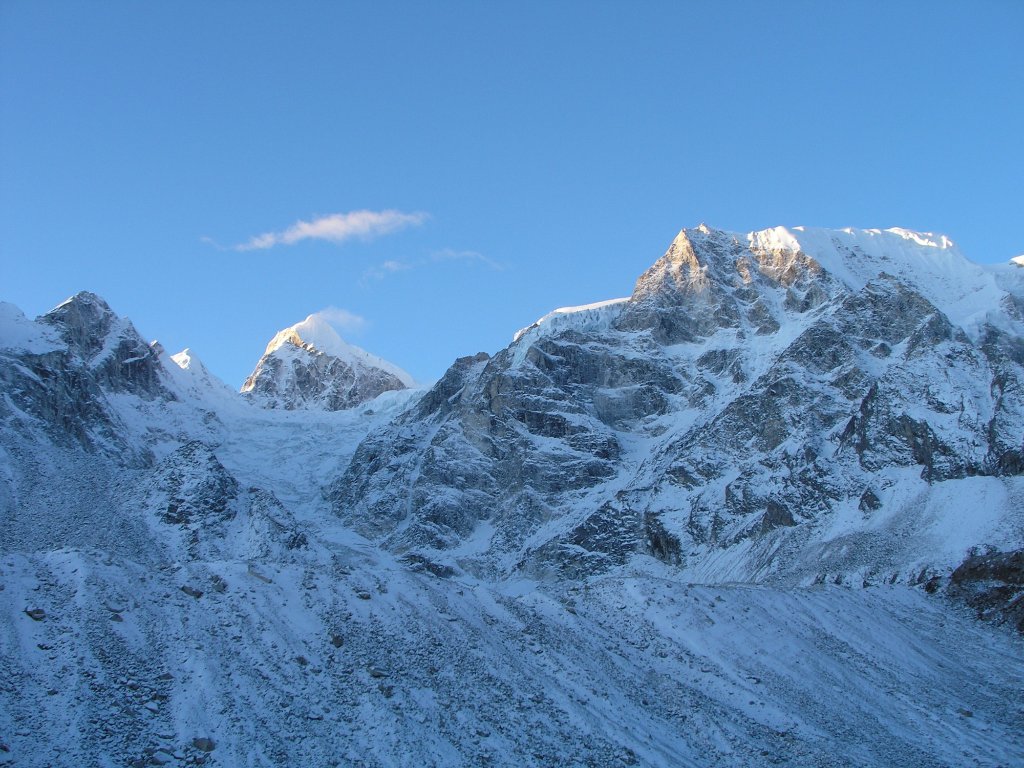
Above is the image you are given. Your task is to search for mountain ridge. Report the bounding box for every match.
[1,225,1022,767]
[331,224,1024,587]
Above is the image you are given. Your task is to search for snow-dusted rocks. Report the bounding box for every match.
[948,547,1024,632]
[139,440,309,561]
[3,227,1024,767]
[40,291,170,399]
[241,313,412,411]
[334,225,1024,584]
[0,292,171,461]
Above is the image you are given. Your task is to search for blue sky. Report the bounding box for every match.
[2,1,1022,386]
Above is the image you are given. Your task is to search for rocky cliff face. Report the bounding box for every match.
[0,292,172,463]
[241,314,410,411]
[332,226,1024,583]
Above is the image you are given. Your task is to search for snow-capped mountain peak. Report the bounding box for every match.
[619,225,1007,341]
[158,345,242,408]
[262,313,414,387]
[241,314,413,411]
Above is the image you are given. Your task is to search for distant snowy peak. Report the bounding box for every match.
[241,314,412,412]
[678,223,968,287]
[747,224,996,314]
[746,225,956,257]
[264,314,414,387]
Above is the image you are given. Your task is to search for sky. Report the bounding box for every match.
[1,1,1022,387]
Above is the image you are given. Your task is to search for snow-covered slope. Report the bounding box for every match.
[747,226,1014,338]
[3,540,1021,767]
[241,313,412,411]
[2,226,1023,767]
[0,302,63,354]
[0,291,422,557]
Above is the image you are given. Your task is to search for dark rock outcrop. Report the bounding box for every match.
[948,549,1024,633]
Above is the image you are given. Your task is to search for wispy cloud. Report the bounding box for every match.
[361,248,504,286]
[309,306,366,333]
[361,259,413,283]
[431,248,504,270]
[223,209,428,252]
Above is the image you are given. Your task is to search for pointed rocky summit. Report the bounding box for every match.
[241,313,412,411]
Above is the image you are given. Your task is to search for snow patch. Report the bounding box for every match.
[170,348,199,370]
[512,298,629,344]
[0,302,63,353]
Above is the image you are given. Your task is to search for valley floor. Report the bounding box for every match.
[1,538,1021,768]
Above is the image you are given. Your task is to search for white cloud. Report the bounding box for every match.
[430,248,504,270]
[232,209,428,251]
[360,259,413,284]
[361,248,503,286]
[309,306,366,333]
